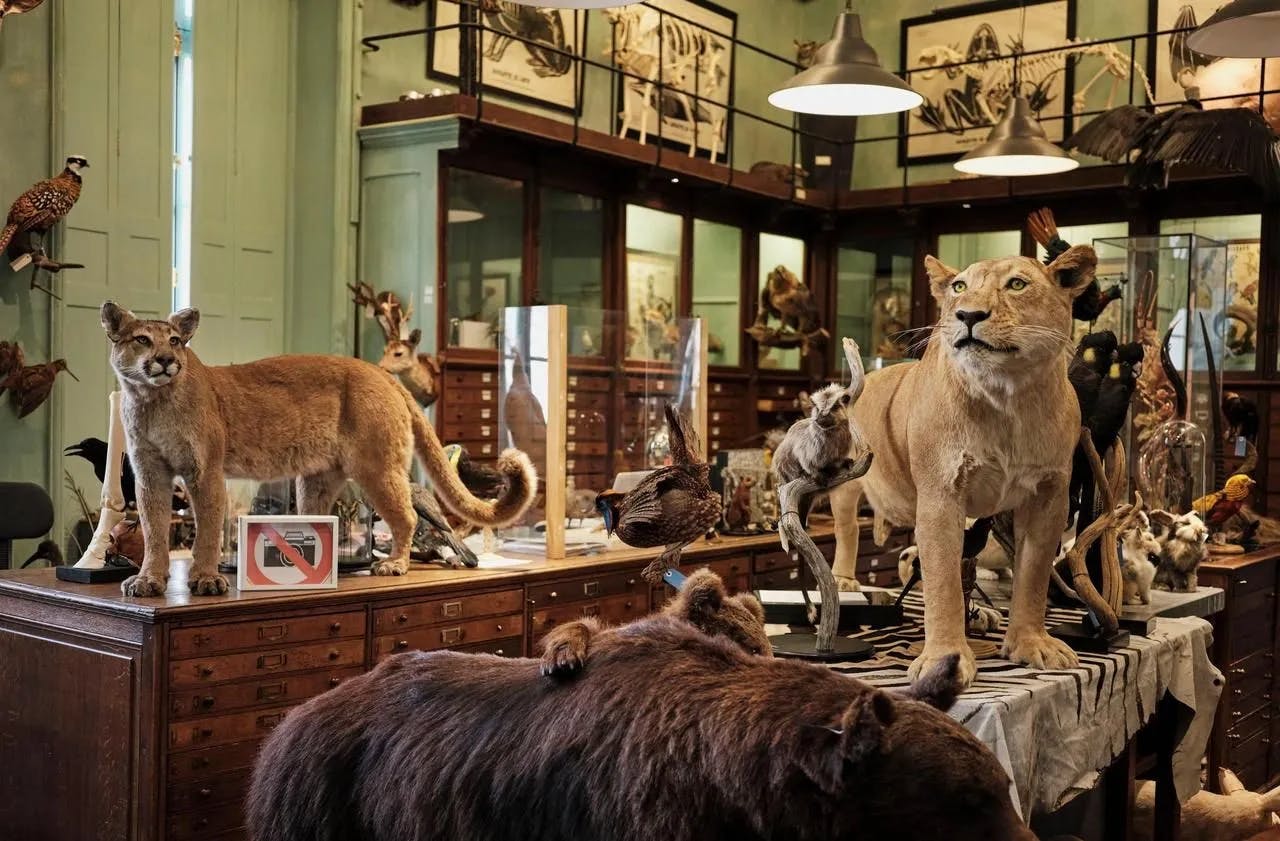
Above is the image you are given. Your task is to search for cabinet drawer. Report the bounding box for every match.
[1227,704,1273,745]
[623,376,679,395]
[170,704,296,752]
[448,386,499,406]
[439,404,497,424]
[565,391,610,411]
[754,567,816,591]
[527,570,645,607]
[454,635,524,658]
[167,800,244,841]
[1229,584,1276,621]
[1225,724,1272,780]
[167,768,249,812]
[1230,564,1277,599]
[754,549,797,574]
[1231,605,1277,661]
[565,455,609,474]
[530,592,649,642]
[373,588,523,634]
[565,440,608,456]
[170,610,365,659]
[441,421,498,442]
[169,639,366,688]
[709,396,747,413]
[374,612,524,659]
[566,373,611,392]
[168,739,265,784]
[170,667,361,720]
[444,369,499,388]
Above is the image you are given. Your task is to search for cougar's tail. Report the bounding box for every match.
[0,223,18,254]
[409,403,537,527]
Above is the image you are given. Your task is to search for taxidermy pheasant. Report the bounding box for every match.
[596,404,720,584]
[9,358,75,418]
[0,156,89,258]
[1027,207,1121,323]
[1064,104,1280,198]
[1193,474,1257,531]
[0,0,45,30]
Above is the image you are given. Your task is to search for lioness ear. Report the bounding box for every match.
[1046,244,1098,298]
[169,308,201,344]
[924,256,959,299]
[101,301,137,342]
[676,569,726,619]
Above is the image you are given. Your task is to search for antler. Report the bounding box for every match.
[374,291,411,341]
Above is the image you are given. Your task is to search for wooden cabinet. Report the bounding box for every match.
[1201,548,1280,791]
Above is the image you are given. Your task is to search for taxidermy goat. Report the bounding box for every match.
[348,282,441,409]
[409,484,478,569]
[99,301,536,597]
[1149,509,1209,592]
[1134,768,1280,841]
[1118,510,1160,606]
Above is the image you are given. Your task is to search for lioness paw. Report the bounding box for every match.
[121,573,168,598]
[372,558,410,576]
[189,573,230,596]
[1003,629,1077,671]
[908,645,976,691]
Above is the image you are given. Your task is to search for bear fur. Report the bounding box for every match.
[248,582,1032,841]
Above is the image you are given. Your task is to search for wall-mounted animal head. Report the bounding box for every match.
[924,245,1098,377]
[101,301,199,389]
[379,328,438,379]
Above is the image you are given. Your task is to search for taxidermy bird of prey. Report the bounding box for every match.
[596,404,721,584]
[0,156,89,257]
[757,265,821,334]
[1027,207,1121,323]
[1064,103,1280,198]
[1193,474,1257,530]
[0,0,45,30]
[64,437,188,511]
[9,358,75,418]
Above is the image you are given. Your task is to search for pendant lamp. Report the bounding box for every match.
[506,1,636,7]
[448,193,485,224]
[953,96,1079,177]
[769,2,922,116]
[1185,0,1280,58]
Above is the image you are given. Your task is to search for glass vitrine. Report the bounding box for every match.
[835,236,914,369]
[540,188,606,357]
[1035,221,1129,342]
[756,232,806,371]
[625,205,683,362]
[445,169,523,348]
[692,219,742,367]
[936,229,1021,268]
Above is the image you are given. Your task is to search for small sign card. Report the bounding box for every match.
[237,515,339,591]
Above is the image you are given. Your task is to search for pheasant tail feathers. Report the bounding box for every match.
[0,222,18,254]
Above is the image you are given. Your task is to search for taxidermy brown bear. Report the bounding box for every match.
[249,575,1033,841]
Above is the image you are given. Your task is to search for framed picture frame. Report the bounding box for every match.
[625,248,680,361]
[607,0,737,161]
[237,515,339,591]
[899,0,1076,166]
[427,1,588,115]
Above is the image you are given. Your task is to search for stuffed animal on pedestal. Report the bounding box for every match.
[747,265,829,357]
[1149,509,1209,592]
[1118,510,1160,605]
[2,155,89,298]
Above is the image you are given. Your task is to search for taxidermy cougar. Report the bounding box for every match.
[828,246,1100,688]
[101,302,536,597]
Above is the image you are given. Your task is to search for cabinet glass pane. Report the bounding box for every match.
[445,169,523,348]
[625,205,682,361]
[836,237,913,368]
[540,189,605,356]
[936,230,1022,269]
[1159,215,1261,373]
[692,219,741,367]
[1034,221,1129,342]
[757,233,806,371]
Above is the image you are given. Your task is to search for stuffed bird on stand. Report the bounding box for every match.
[1193,474,1257,534]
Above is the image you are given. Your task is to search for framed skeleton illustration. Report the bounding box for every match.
[899,0,1075,165]
[428,1,587,114]
[604,0,737,163]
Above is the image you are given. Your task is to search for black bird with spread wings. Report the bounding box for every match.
[1064,103,1280,197]
[595,404,721,584]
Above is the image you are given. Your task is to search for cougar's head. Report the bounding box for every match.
[925,245,1097,376]
[101,301,200,388]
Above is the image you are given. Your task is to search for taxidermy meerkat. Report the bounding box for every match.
[100,302,537,597]
[1118,510,1160,606]
[829,246,1100,688]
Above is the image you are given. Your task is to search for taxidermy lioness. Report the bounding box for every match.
[101,302,536,597]
[829,246,1099,688]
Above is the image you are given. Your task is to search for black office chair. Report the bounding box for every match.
[0,482,55,569]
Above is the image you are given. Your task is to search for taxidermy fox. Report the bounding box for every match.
[100,302,536,598]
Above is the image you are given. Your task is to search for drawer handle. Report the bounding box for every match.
[198,695,215,710]
[329,621,342,632]
[199,665,215,677]
[496,623,504,632]
[196,727,213,741]
[328,649,340,661]
[624,601,633,609]
[582,605,600,618]
[258,624,287,641]
[442,601,463,618]
[330,677,342,687]
[397,613,409,624]
[1238,579,1248,585]
[257,653,287,670]
[198,787,212,799]
[396,640,409,650]
[583,581,600,597]
[1233,710,1243,719]
[441,627,464,645]
[257,712,285,730]
[549,591,558,599]
[495,648,505,656]
[257,682,286,701]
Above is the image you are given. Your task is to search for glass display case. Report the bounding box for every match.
[540,188,606,358]
[692,219,742,367]
[625,205,683,362]
[1035,221,1128,343]
[1092,234,1229,511]
[835,236,914,369]
[936,229,1021,269]
[445,169,523,348]
[756,232,806,371]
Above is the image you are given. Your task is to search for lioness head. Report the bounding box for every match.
[925,244,1097,375]
[101,301,200,388]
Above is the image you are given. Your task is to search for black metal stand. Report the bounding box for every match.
[769,632,874,662]
[1050,608,1131,653]
[56,564,133,584]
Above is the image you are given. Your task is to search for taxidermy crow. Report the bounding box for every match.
[0,0,45,30]
[1027,207,1122,323]
[1223,391,1260,443]
[21,539,61,569]
[1065,103,1280,198]
[64,437,187,511]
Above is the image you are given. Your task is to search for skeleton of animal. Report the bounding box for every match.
[349,283,441,409]
[1118,510,1160,605]
[480,1,571,79]
[604,7,727,163]
[914,40,1154,128]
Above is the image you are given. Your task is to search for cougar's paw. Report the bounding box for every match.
[189,573,230,596]
[540,639,587,678]
[372,557,410,576]
[1003,628,1078,671]
[968,604,1002,633]
[908,645,977,691]
[835,574,861,592]
[121,573,168,598]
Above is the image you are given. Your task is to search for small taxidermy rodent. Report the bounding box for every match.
[771,383,854,485]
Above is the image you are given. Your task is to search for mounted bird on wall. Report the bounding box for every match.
[1,155,89,298]
[0,0,46,30]
[1064,103,1280,198]
[7,357,76,418]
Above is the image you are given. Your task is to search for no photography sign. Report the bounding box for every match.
[237,516,338,591]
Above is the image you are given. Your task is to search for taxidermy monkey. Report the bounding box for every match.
[772,383,855,489]
[100,302,537,597]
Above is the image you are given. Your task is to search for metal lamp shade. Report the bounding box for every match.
[769,11,923,116]
[954,97,1079,176]
[505,1,637,7]
[1185,0,1280,58]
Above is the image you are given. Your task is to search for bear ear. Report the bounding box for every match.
[735,593,766,624]
[676,569,725,619]
[101,301,136,342]
[795,691,896,795]
[896,653,961,712]
[1046,244,1097,298]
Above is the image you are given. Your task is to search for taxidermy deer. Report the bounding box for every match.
[349,282,440,409]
